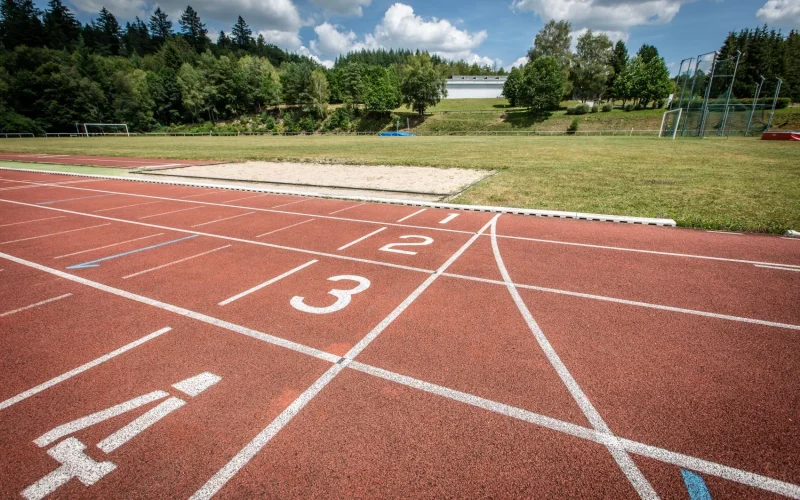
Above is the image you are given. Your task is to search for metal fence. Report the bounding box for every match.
[0,133,35,138]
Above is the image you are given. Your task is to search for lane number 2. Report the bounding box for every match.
[290,275,371,314]
[379,235,434,256]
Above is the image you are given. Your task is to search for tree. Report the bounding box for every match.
[571,29,613,101]
[93,7,122,56]
[528,20,572,98]
[149,7,172,47]
[519,56,564,113]
[607,40,628,100]
[231,16,252,49]
[637,44,659,64]
[301,67,329,117]
[363,66,401,113]
[177,62,209,121]
[43,0,80,50]
[179,5,208,52]
[280,62,314,104]
[399,53,447,116]
[502,66,523,107]
[217,31,232,51]
[0,0,45,49]
[340,63,366,105]
[637,55,672,107]
[123,18,151,56]
[113,68,155,130]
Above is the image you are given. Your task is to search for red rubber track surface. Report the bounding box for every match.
[1,168,799,499]
[0,153,217,169]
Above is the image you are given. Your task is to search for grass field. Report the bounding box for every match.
[0,135,798,233]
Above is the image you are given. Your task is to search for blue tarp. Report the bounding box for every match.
[378,131,415,137]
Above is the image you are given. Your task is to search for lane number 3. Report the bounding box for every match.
[290,275,371,314]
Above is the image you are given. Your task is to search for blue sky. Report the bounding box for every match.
[52,0,800,71]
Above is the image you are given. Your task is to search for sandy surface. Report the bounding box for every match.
[147,161,493,196]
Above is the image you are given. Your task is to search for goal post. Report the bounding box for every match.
[659,109,682,139]
[82,123,130,137]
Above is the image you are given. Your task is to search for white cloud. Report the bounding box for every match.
[373,3,487,52]
[307,3,496,67]
[258,29,303,52]
[512,0,688,32]
[297,46,335,68]
[309,0,372,17]
[756,0,800,26]
[506,56,529,70]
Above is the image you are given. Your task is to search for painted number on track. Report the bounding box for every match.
[379,235,434,256]
[290,275,371,314]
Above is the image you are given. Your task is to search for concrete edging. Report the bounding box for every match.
[0,166,677,227]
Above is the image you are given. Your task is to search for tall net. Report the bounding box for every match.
[83,123,130,136]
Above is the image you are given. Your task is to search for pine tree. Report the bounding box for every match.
[785,30,800,102]
[91,7,121,56]
[43,0,80,49]
[179,5,208,53]
[0,0,45,49]
[217,30,231,51]
[231,16,252,48]
[149,7,172,47]
[636,44,658,64]
[607,40,628,100]
[123,17,151,56]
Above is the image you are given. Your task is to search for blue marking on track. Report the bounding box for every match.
[681,469,712,500]
[66,235,198,269]
[36,194,116,205]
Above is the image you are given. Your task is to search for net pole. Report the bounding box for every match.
[698,52,718,137]
[672,109,682,140]
[765,78,782,132]
[719,50,741,137]
[745,76,765,137]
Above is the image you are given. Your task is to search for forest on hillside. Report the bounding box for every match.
[0,0,798,134]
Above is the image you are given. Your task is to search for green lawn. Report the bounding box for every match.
[0,135,798,233]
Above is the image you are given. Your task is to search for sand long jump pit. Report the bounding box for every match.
[136,161,495,201]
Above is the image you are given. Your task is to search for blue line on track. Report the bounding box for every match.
[36,194,116,205]
[66,235,199,270]
[681,469,712,500]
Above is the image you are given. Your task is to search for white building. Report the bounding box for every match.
[445,75,507,99]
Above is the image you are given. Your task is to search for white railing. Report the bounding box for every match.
[0,132,35,138]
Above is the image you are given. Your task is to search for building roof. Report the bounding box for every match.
[450,75,507,82]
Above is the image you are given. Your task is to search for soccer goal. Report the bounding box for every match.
[659,108,683,139]
[82,123,130,137]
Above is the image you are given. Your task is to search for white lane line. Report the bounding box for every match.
[97,397,186,453]
[0,293,72,318]
[219,260,318,306]
[328,202,365,215]
[0,199,432,275]
[122,245,232,279]
[0,327,172,411]
[53,233,165,259]
[138,206,204,219]
[0,223,111,245]
[192,215,498,500]
[272,198,311,209]
[337,227,387,251]
[0,216,66,227]
[706,230,743,235]
[396,208,427,223]
[439,213,459,224]
[181,192,223,199]
[220,193,270,204]
[781,237,799,241]
[93,200,163,213]
[442,272,800,331]
[34,390,170,447]
[0,253,340,364]
[190,363,345,500]
[350,361,800,500]
[2,251,797,499]
[256,219,314,238]
[496,233,800,270]
[755,264,800,272]
[488,218,657,498]
[190,211,256,228]
[9,177,787,268]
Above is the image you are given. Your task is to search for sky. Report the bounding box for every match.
[48,0,800,72]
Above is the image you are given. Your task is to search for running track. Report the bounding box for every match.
[0,167,798,499]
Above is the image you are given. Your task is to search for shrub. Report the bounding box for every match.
[602,103,613,112]
[590,103,600,113]
[567,118,579,135]
[0,111,44,135]
[299,115,316,134]
[624,103,634,112]
[566,103,590,115]
[654,99,665,109]
[261,114,276,130]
